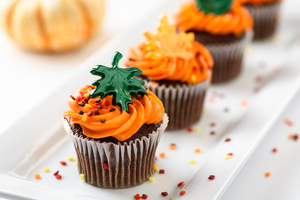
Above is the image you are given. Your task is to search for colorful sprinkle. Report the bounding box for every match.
[272,148,277,153]
[97,105,103,110]
[67,156,74,161]
[159,152,166,158]
[155,166,159,173]
[110,108,116,112]
[241,100,248,107]
[195,148,201,153]
[95,99,101,103]
[178,182,184,187]
[284,118,293,126]
[70,95,76,100]
[227,153,233,156]
[80,174,85,180]
[82,113,87,121]
[84,104,92,109]
[189,159,196,164]
[148,177,155,182]
[169,144,176,150]
[141,194,148,199]
[225,138,231,142]
[209,97,214,103]
[273,66,281,72]
[134,194,141,200]
[202,108,207,113]
[76,95,82,102]
[225,156,231,160]
[84,93,89,98]
[265,172,271,177]
[53,170,59,176]
[256,76,264,82]
[210,131,215,135]
[78,110,84,115]
[210,123,215,127]
[56,174,62,180]
[161,192,168,196]
[208,175,215,180]
[60,161,67,166]
[34,174,41,179]
[153,164,156,171]
[187,127,193,133]
[194,127,201,132]
[180,190,186,196]
[289,134,298,140]
[76,160,78,166]
[103,163,109,169]
[43,168,50,172]
[159,169,165,174]
[94,110,100,115]
[87,111,93,117]
[100,119,106,123]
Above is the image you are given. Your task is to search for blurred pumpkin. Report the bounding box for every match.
[0,0,106,53]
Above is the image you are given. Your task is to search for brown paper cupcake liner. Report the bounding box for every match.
[63,114,168,189]
[244,2,281,40]
[204,31,252,84]
[144,80,208,130]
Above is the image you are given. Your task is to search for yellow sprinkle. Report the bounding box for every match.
[76,160,78,167]
[84,93,89,98]
[140,194,142,197]
[43,168,50,172]
[155,165,159,173]
[84,104,92,109]
[194,127,201,132]
[225,156,231,160]
[189,159,196,164]
[191,75,197,83]
[82,113,87,121]
[202,108,207,113]
[67,156,74,161]
[80,174,85,180]
[148,177,155,182]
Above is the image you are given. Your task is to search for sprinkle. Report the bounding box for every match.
[141,194,148,199]
[161,192,168,196]
[70,95,76,100]
[148,177,155,182]
[241,100,248,107]
[202,108,207,113]
[153,164,156,171]
[191,75,197,83]
[76,161,78,166]
[43,168,50,172]
[100,119,106,123]
[53,170,59,176]
[169,144,176,150]
[177,182,184,187]
[84,93,89,98]
[110,108,116,112]
[97,105,103,110]
[225,138,231,142]
[78,103,85,107]
[194,127,201,132]
[34,174,41,179]
[208,175,215,180]
[227,153,233,156]
[56,175,62,180]
[195,148,201,153]
[155,156,157,160]
[95,99,101,103]
[189,159,196,164]
[82,113,87,121]
[103,163,109,169]
[67,156,74,161]
[285,118,293,126]
[78,110,84,115]
[159,152,165,158]
[210,122,215,127]
[60,161,67,166]
[159,169,165,174]
[84,104,92,109]
[225,156,231,160]
[209,97,214,103]
[134,194,141,200]
[76,95,82,102]
[256,76,264,82]
[94,110,100,115]
[80,91,86,96]
[272,148,277,153]
[180,190,186,196]
[265,172,271,177]
[289,134,298,140]
[155,165,159,173]
[80,174,85,180]
[210,131,215,135]
[87,111,93,117]
[187,127,193,133]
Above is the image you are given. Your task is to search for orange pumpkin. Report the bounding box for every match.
[0,0,106,53]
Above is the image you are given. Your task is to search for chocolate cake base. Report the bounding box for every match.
[190,31,247,84]
[64,116,166,189]
[244,2,281,40]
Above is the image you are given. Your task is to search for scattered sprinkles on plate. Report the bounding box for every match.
[161,192,168,196]
[148,177,155,182]
[56,174,62,180]
[43,168,50,172]
[34,174,41,179]
[189,159,196,164]
[285,118,293,126]
[67,156,74,161]
[225,138,231,142]
[195,148,201,153]
[134,194,141,200]
[208,175,215,180]
[187,127,193,133]
[194,127,201,132]
[159,152,166,158]
[178,182,184,187]
[169,143,176,150]
[80,174,85,180]
[159,169,165,174]
[141,194,148,199]
[180,189,186,196]
[289,134,298,141]
[272,148,277,153]
[210,131,215,135]
[265,172,271,177]
[225,155,231,160]
[60,161,67,166]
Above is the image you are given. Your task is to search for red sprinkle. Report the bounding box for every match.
[208,175,215,180]
[178,182,184,187]
[103,163,109,169]
[76,95,82,102]
[225,138,231,142]
[256,76,264,82]
[87,111,93,117]
[70,95,76,100]
[155,156,157,160]
[80,91,86,96]
[187,127,193,133]
[227,153,233,156]
[180,190,186,196]
[211,122,215,127]
[53,170,59,176]
[141,194,148,199]
[294,134,299,140]
[56,175,62,180]
[159,169,165,174]
[272,148,277,153]
[210,131,215,135]
[60,161,67,166]
[161,192,168,196]
[134,194,141,200]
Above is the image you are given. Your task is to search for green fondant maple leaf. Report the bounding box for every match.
[89,51,148,113]
[196,0,232,15]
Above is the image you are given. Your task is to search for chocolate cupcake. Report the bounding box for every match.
[63,52,168,189]
[125,14,213,130]
[240,0,281,40]
[174,0,253,83]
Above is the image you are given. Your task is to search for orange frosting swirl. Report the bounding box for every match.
[174,1,253,36]
[239,0,280,6]
[63,86,164,141]
[125,14,213,84]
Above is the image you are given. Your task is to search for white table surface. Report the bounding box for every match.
[1,0,300,200]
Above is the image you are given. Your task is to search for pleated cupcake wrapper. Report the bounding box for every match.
[245,2,281,40]
[144,80,208,130]
[203,30,253,84]
[63,114,168,189]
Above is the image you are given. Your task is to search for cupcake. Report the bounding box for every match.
[125,14,213,130]
[174,0,253,83]
[63,52,168,189]
[239,0,281,40]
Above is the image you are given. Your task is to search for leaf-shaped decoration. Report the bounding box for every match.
[89,52,148,113]
[195,0,232,15]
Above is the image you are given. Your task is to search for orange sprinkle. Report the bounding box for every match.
[169,144,176,150]
[241,100,248,107]
[289,134,295,139]
[34,174,41,179]
[285,118,293,126]
[265,172,271,177]
[194,148,201,153]
[159,152,166,158]
[153,164,156,170]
